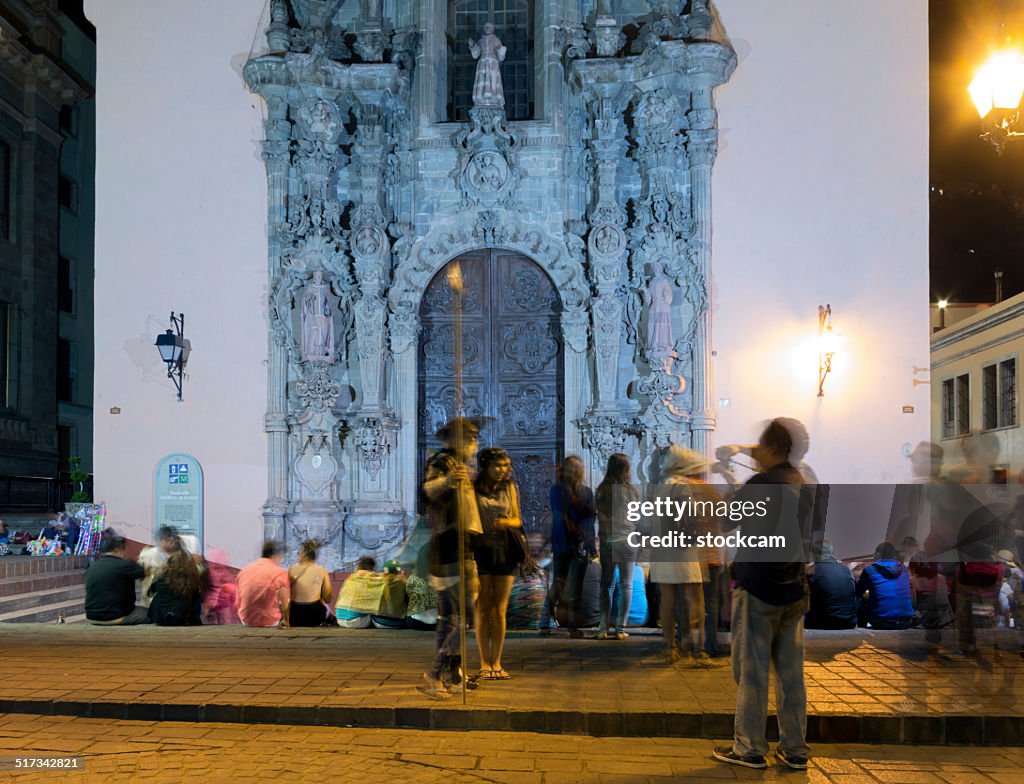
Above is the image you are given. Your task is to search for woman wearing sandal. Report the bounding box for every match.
[473,448,524,680]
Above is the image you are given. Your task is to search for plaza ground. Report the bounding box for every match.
[1,715,1023,783]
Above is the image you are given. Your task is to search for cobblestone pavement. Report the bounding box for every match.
[0,714,1021,783]
[0,625,1020,718]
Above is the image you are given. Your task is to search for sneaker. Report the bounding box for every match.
[417,673,452,701]
[592,630,611,640]
[712,747,767,769]
[615,630,629,640]
[774,750,808,770]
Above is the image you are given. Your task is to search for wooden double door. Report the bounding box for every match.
[417,249,563,535]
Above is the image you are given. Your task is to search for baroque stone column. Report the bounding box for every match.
[573,67,638,468]
[261,93,292,542]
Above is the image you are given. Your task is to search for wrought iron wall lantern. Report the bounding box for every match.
[817,304,837,398]
[969,48,1024,153]
[154,311,191,401]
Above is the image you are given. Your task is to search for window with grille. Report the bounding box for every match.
[59,256,74,314]
[943,373,970,438]
[59,175,79,214]
[981,359,1017,430]
[956,373,970,435]
[0,141,10,240]
[983,364,998,429]
[0,301,17,410]
[448,0,532,122]
[941,377,955,439]
[58,339,74,403]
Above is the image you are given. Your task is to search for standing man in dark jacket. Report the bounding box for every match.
[805,541,856,629]
[418,417,481,699]
[714,419,812,771]
[85,532,149,625]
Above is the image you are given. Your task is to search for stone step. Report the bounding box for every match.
[0,569,87,598]
[0,556,90,579]
[0,596,86,623]
[0,584,85,614]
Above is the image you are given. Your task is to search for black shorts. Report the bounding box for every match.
[289,600,327,627]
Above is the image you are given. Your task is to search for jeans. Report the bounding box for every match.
[542,552,587,631]
[703,564,724,656]
[598,544,634,633]
[730,587,809,759]
[89,606,151,626]
[429,584,464,681]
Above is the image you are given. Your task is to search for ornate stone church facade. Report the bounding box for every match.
[243,0,735,569]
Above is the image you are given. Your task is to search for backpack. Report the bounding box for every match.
[959,561,1002,588]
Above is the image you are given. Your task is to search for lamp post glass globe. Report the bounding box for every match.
[155,329,182,365]
[969,49,1024,118]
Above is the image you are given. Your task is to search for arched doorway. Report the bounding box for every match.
[418,249,563,535]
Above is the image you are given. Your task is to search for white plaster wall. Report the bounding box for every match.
[88,0,930,564]
[712,0,930,484]
[87,0,269,567]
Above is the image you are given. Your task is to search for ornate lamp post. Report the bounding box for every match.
[969,47,1024,153]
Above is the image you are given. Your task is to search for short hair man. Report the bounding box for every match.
[714,419,812,770]
[236,540,290,628]
[85,531,150,625]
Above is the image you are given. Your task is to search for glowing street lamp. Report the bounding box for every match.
[969,48,1024,153]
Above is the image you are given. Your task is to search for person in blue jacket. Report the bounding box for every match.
[856,542,914,629]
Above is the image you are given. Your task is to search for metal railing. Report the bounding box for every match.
[0,473,93,513]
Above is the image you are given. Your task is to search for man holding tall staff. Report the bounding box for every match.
[418,416,482,699]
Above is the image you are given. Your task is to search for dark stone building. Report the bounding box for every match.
[0,0,92,501]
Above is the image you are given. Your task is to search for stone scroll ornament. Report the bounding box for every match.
[470,23,506,108]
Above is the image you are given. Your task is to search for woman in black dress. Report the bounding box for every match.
[473,448,523,679]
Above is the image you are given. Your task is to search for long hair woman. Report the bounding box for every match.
[148,548,203,626]
[472,447,524,679]
[595,453,640,640]
[288,539,333,627]
[540,455,596,637]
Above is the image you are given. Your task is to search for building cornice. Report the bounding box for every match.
[0,16,90,105]
[931,294,1024,353]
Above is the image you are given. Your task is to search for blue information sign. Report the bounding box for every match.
[154,453,204,549]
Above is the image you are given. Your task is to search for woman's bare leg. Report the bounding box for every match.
[489,575,516,671]
[659,583,678,658]
[475,576,494,671]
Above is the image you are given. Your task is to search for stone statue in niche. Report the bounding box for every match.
[301,270,335,363]
[470,22,506,108]
[643,260,675,371]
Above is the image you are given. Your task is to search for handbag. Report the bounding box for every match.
[506,527,529,566]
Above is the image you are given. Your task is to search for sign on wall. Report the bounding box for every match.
[154,453,203,550]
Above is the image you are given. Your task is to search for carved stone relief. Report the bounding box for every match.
[246,1,735,565]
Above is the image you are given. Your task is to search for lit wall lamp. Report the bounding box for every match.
[969,48,1024,153]
[817,304,837,398]
[154,312,191,402]
[937,299,948,331]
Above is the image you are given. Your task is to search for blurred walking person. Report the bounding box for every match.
[594,453,639,640]
[540,455,596,638]
[651,446,714,663]
[419,417,482,699]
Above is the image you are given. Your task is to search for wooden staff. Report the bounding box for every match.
[447,260,470,705]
